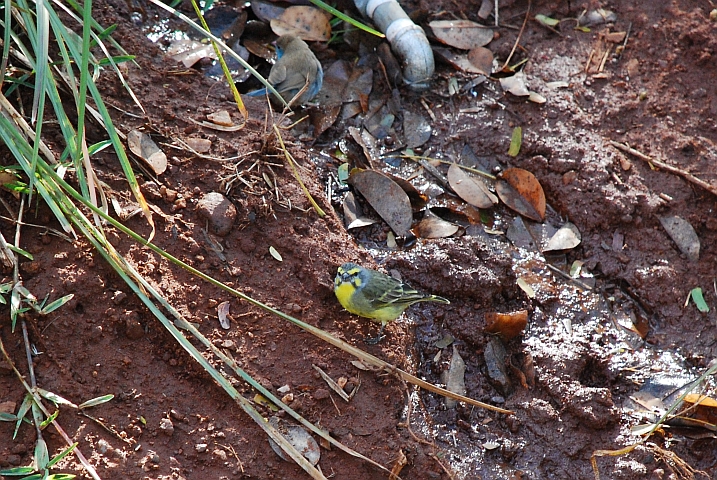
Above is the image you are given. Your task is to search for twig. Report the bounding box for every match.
[501,0,531,71]
[608,140,717,197]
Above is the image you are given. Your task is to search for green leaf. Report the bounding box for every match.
[7,244,33,260]
[0,466,36,475]
[39,294,74,315]
[47,443,78,468]
[535,14,560,27]
[508,126,522,157]
[36,388,77,408]
[34,438,49,471]
[14,394,33,439]
[47,475,77,480]
[691,287,710,313]
[78,394,114,409]
[0,412,18,421]
[337,163,349,185]
[39,409,59,429]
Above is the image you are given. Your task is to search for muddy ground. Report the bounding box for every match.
[2,0,717,479]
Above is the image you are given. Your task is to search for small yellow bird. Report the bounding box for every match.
[334,262,450,343]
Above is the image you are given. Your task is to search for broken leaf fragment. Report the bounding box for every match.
[429,20,494,50]
[690,287,709,313]
[495,168,546,221]
[207,110,233,127]
[659,215,700,261]
[127,130,167,175]
[535,14,560,27]
[447,163,497,209]
[217,301,231,329]
[508,126,522,157]
[269,246,283,262]
[267,416,320,466]
[544,222,581,252]
[348,169,413,237]
[441,345,466,408]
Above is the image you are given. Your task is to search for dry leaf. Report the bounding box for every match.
[348,170,413,237]
[414,210,459,238]
[217,301,231,329]
[207,110,233,127]
[467,46,493,75]
[271,6,331,42]
[429,20,494,50]
[659,215,700,261]
[447,163,497,209]
[485,310,529,340]
[442,345,466,408]
[544,222,582,251]
[127,130,167,175]
[495,168,546,221]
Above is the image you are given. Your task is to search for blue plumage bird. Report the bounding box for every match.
[246,35,323,106]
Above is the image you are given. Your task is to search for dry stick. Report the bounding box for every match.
[500,0,531,71]
[608,140,717,197]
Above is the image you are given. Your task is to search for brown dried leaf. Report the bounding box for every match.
[271,6,331,42]
[207,110,233,127]
[429,20,494,50]
[414,210,459,239]
[495,168,546,221]
[348,170,413,236]
[467,46,493,75]
[485,310,528,340]
[127,130,167,175]
[447,163,497,209]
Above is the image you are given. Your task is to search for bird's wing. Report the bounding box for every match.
[267,64,287,86]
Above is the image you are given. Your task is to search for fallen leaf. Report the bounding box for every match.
[467,46,494,75]
[447,163,497,209]
[544,222,582,251]
[690,287,710,313]
[127,130,167,175]
[414,210,459,239]
[271,6,331,42]
[485,310,528,340]
[343,191,376,229]
[508,126,522,157]
[441,345,466,408]
[535,14,560,27]
[659,215,700,261]
[429,20,494,50]
[516,278,536,299]
[348,170,413,236]
[267,417,320,465]
[495,168,546,221]
[207,110,233,127]
[167,39,215,68]
[432,47,490,74]
[403,111,432,148]
[217,301,231,329]
[269,246,283,262]
[500,72,530,97]
[186,137,212,153]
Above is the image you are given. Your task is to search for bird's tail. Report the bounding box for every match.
[245,88,268,97]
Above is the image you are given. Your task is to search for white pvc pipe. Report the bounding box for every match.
[354,0,434,89]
